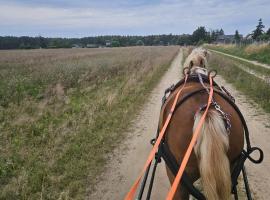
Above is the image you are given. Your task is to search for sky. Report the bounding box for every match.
[0,0,270,37]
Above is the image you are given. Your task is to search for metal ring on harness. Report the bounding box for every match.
[208,70,217,78]
[182,67,190,76]
[245,147,264,164]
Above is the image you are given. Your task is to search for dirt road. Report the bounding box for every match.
[209,49,270,69]
[88,48,270,200]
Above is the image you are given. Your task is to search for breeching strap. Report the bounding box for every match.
[166,75,214,200]
[124,75,188,200]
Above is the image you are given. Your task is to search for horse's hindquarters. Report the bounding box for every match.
[160,83,244,199]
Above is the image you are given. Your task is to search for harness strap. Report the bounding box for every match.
[160,142,206,200]
[124,75,189,200]
[172,73,222,92]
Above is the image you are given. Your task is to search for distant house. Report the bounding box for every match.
[216,34,243,43]
[72,44,82,48]
[245,34,253,40]
[105,41,111,47]
[86,44,98,48]
[136,40,144,46]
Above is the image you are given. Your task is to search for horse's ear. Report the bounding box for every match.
[204,50,208,57]
[200,59,204,67]
[190,61,193,68]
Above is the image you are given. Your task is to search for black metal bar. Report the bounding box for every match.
[137,162,152,200]
[138,94,163,200]
[233,185,239,200]
[159,142,206,200]
[146,156,160,200]
[242,166,252,200]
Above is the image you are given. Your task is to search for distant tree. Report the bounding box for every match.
[258,33,269,41]
[234,30,241,43]
[209,30,218,42]
[177,34,192,45]
[111,40,120,47]
[266,28,270,36]
[265,28,270,40]
[219,28,224,35]
[38,36,48,48]
[252,18,265,40]
[197,40,206,46]
[192,26,207,44]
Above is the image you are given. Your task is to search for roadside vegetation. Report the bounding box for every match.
[206,43,270,65]
[208,51,270,113]
[181,47,191,66]
[0,46,179,199]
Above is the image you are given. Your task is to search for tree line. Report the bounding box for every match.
[0,28,226,50]
[0,19,269,50]
[0,31,220,49]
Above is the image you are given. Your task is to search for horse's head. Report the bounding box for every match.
[188,55,206,69]
[184,48,209,75]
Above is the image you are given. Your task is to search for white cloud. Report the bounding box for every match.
[0,0,269,36]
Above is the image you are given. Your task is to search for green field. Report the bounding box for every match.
[206,43,270,65]
[0,46,179,199]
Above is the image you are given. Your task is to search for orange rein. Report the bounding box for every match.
[166,74,214,199]
[125,74,214,200]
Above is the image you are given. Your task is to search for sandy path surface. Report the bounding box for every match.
[88,48,270,200]
[209,49,270,69]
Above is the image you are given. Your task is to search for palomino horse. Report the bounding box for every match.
[183,47,209,70]
[159,48,244,200]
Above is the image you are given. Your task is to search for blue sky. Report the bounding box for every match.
[1,0,270,37]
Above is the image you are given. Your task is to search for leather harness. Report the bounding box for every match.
[150,73,264,200]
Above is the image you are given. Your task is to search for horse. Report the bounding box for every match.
[183,47,209,70]
[159,48,244,200]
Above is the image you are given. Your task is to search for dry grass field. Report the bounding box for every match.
[0,46,179,199]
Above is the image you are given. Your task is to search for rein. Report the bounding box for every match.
[125,72,215,200]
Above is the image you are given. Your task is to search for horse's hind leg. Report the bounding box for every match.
[166,166,189,200]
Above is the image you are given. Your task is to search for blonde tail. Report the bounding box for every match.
[193,109,231,200]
